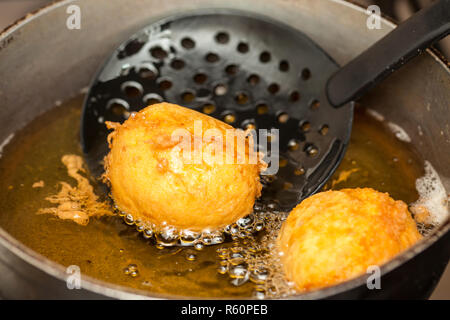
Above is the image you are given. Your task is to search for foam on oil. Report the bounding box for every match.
[410,161,449,228]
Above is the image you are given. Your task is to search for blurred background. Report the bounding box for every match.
[0,0,448,300]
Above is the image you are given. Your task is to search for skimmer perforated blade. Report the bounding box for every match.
[82,2,450,210]
[81,11,353,210]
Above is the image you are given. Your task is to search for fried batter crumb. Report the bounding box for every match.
[32,180,45,188]
[37,154,113,225]
[410,204,432,225]
[323,168,359,190]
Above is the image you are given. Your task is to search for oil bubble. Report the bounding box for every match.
[215,209,295,298]
[185,250,197,261]
[124,264,139,278]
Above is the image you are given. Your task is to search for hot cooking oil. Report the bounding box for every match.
[0,96,426,298]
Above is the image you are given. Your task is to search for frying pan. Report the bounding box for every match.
[0,0,448,299]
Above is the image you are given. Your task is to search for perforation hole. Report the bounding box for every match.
[158,78,173,91]
[262,175,276,184]
[121,81,143,98]
[214,84,228,96]
[235,92,249,105]
[287,139,299,151]
[301,68,311,80]
[181,37,195,49]
[279,60,289,72]
[197,88,211,98]
[256,103,269,115]
[193,73,208,84]
[290,91,300,102]
[268,83,280,95]
[279,157,288,167]
[118,39,145,59]
[283,182,293,190]
[242,119,256,130]
[170,59,185,70]
[202,103,216,114]
[319,124,329,136]
[150,46,168,60]
[310,99,320,110]
[181,91,196,103]
[138,64,158,79]
[260,51,271,63]
[247,74,260,85]
[223,112,236,124]
[225,64,239,76]
[215,32,230,44]
[108,102,128,115]
[107,99,130,117]
[143,93,163,106]
[300,121,311,132]
[304,143,319,157]
[205,53,220,63]
[237,42,249,53]
[294,167,305,176]
[277,112,289,124]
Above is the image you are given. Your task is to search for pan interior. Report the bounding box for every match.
[0,94,424,298]
[81,11,353,210]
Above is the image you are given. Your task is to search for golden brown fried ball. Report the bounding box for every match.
[103,103,265,232]
[278,188,422,292]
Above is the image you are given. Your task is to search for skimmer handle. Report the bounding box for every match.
[327,0,450,107]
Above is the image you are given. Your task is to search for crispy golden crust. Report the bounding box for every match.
[278,188,422,292]
[103,103,264,232]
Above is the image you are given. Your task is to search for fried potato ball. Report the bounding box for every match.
[278,188,422,292]
[103,103,265,232]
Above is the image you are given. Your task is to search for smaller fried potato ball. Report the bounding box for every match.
[278,188,422,292]
[103,103,265,232]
